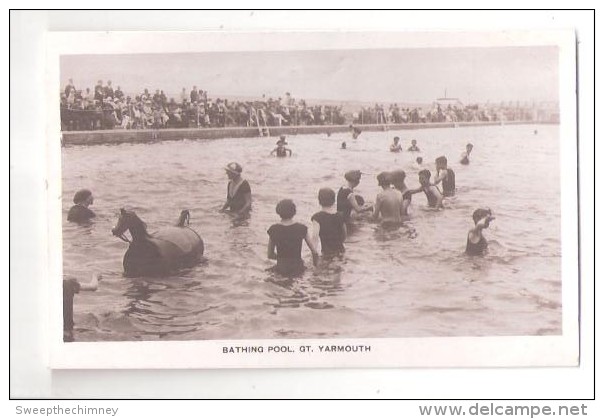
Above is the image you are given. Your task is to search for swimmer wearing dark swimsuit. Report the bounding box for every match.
[465,208,494,256]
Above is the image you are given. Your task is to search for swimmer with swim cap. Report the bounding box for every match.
[466,208,495,255]
[336,170,372,222]
[270,135,292,157]
[221,162,252,219]
[67,189,96,223]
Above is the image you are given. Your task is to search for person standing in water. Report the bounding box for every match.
[407,139,420,152]
[372,172,404,227]
[466,208,495,255]
[270,135,292,157]
[349,124,362,139]
[432,155,456,197]
[460,143,473,165]
[63,273,101,342]
[406,169,444,209]
[67,189,96,223]
[390,136,403,152]
[267,199,319,276]
[221,162,252,219]
[336,170,373,222]
[311,188,347,256]
[390,169,412,216]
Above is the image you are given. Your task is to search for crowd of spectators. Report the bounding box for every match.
[60,79,539,131]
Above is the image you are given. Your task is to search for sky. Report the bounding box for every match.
[60,47,559,105]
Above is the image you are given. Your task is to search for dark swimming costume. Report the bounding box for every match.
[460,155,470,165]
[442,168,456,197]
[337,187,353,220]
[311,211,345,255]
[466,234,488,255]
[276,148,287,157]
[226,179,251,212]
[267,223,308,276]
[67,205,95,223]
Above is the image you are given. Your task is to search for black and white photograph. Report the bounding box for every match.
[44,28,579,369]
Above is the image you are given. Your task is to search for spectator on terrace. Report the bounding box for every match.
[180,88,187,104]
[104,80,114,99]
[114,86,124,100]
[64,78,76,97]
[94,80,104,102]
[190,86,199,103]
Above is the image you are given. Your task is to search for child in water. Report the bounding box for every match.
[270,135,292,157]
[415,156,423,168]
[67,189,96,223]
[341,141,347,150]
[390,136,403,152]
[267,199,319,277]
[407,139,420,152]
[311,188,347,256]
[336,170,373,222]
[390,169,412,216]
[406,169,443,209]
[372,172,403,226]
[466,208,495,255]
[460,143,473,165]
[350,124,362,139]
[432,156,456,197]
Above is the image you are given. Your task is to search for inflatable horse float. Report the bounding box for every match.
[112,209,204,277]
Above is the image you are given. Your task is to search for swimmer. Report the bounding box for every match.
[372,172,404,225]
[349,124,362,139]
[267,199,319,277]
[270,135,292,157]
[221,162,252,219]
[534,129,538,135]
[311,188,347,256]
[341,141,347,150]
[67,189,96,223]
[415,156,423,168]
[460,143,473,165]
[432,156,456,197]
[407,139,420,152]
[63,273,102,342]
[389,136,403,153]
[336,170,373,222]
[390,169,412,216]
[466,208,495,255]
[406,169,443,209]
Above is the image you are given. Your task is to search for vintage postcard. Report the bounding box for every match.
[46,29,579,369]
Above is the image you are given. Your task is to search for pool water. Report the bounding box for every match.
[62,124,561,341]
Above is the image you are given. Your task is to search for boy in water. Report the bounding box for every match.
[407,139,420,152]
[390,169,412,216]
[341,141,347,150]
[460,143,473,165]
[350,124,362,139]
[267,199,319,276]
[390,136,403,152]
[432,156,456,197]
[466,208,495,255]
[372,172,403,226]
[67,189,96,223]
[311,188,347,256]
[336,170,373,222]
[415,156,423,168]
[270,135,292,157]
[407,169,443,209]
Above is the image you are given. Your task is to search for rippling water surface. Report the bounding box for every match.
[62,124,561,341]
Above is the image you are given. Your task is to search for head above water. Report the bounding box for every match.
[341,141,347,149]
[416,156,423,164]
[435,156,448,169]
[276,199,296,220]
[318,187,336,207]
[393,136,400,144]
[418,169,432,185]
[377,171,392,187]
[225,162,243,178]
[390,170,406,186]
[466,143,474,151]
[344,170,362,185]
[73,189,93,205]
[472,208,494,226]
[411,139,417,145]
